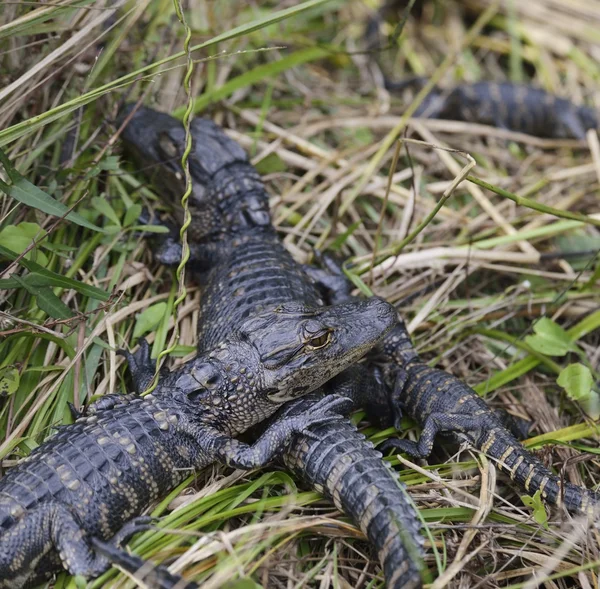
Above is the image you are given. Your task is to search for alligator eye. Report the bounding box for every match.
[306,332,331,349]
[158,132,178,159]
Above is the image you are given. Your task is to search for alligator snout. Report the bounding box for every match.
[361,297,398,333]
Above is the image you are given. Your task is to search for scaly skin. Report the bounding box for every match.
[385,78,598,139]
[365,10,598,139]
[377,322,600,518]
[0,301,393,589]
[282,388,425,589]
[120,105,426,588]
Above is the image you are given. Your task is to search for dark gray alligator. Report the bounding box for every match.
[119,104,426,588]
[384,77,598,140]
[365,8,598,139]
[0,299,395,589]
[376,320,600,518]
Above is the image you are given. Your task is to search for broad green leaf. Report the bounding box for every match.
[0,366,20,397]
[0,273,62,290]
[13,276,73,320]
[123,204,143,228]
[524,317,579,357]
[35,286,74,320]
[0,245,110,301]
[558,363,594,401]
[103,225,121,236]
[133,303,168,340]
[0,437,26,461]
[0,222,48,266]
[0,149,105,233]
[555,231,600,255]
[255,153,286,175]
[98,156,120,171]
[169,344,196,357]
[521,490,549,529]
[91,196,121,226]
[2,331,75,359]
[557,363,599,419]
[130,224,170,234]
[476,310,600,395]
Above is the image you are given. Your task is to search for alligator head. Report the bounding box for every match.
[172,297,398,432]
[117,104,271,241]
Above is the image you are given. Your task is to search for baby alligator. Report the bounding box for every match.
[365,9,598,139]
[385,77,598,140]
[120,104,426,588]
[0,300,393,589]
[377,321,600,517]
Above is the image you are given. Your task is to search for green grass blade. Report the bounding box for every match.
[0,245,110,301]
[0,0,335,147]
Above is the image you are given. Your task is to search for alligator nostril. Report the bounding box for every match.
[370,298,397,325]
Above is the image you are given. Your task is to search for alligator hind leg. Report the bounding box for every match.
[0,503,153,585]
[379,413,483,458]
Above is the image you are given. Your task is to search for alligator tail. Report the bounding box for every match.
[284,418,425,589]
[481,428,600,518]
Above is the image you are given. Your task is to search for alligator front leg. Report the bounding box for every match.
[137,207,219,271]
[117,337,171,393]
[0,503,152,587]
[201,395,351,469]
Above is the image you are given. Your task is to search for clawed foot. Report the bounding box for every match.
[111,515,157,546]
[304,250,355,305]
[90,534,199,588]
[68,402,84,420]
[378,437,422,458]
[118,338,162,393]
[292,394,353,440]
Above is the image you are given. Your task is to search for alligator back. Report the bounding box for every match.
[181,120,426,584]
[0,395,203,587]
[120,105,427,586]
[392,80,598,139]
[367,17,598,139]
[197,233,323,351]
[438,82,598,139]
[120,105,272,244]
[0,396,198,537]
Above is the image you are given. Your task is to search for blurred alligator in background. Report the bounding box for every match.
[365,5,598,139]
